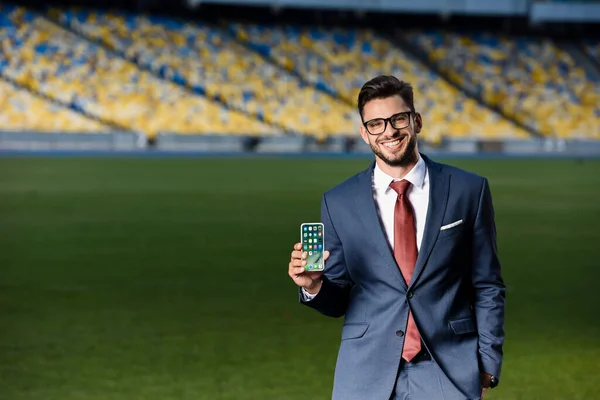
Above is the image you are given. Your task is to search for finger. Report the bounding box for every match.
[323,250,330,260]
[292,266,306,275]
[291,250,303,260]
[291,268,322,280]
[291,250,307,260]
[288,263,305,276]
[293,242,302,251]
[291,259,307,268]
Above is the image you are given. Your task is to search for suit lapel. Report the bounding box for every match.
[408,154,450,290]
[352,160,408,290]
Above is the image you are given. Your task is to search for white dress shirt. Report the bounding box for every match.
[302,155,430,300]
[373,154,430,252]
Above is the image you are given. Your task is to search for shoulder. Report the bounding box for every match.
[423,154,491,204]
[424,154,488,189]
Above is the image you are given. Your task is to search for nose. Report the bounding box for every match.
[383,121,400,137]
[382,121,400,137]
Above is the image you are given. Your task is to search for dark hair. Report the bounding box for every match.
[357,75,415,119]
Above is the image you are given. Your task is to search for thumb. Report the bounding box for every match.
[323,250,330,261]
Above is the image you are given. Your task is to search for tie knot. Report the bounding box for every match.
[389,179,411,195]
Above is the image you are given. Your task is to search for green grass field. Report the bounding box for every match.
[1,156,599,400]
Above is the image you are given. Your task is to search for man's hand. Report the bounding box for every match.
[480,372,493,399]
[288,242,329,295]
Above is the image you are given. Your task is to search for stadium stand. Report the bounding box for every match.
[0,5,276,138]
[408,31,600,139]
[583,40,600,63]
[0,79,107,132]
[3,2,598,143]
[230,24,532,142]
[52,8,359,138]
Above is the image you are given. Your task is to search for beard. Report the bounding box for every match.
[369,132,418,167]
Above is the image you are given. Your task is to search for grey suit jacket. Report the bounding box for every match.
[300,154,505,400]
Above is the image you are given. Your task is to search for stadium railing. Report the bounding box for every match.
[2,130,600,157]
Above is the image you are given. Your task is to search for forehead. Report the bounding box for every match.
[362,95,410,121]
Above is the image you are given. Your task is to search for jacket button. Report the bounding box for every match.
[396,330,404,337]
[407,291,414,299]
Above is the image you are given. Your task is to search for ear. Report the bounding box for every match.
[359,124,370,145]
[413,112,423,134]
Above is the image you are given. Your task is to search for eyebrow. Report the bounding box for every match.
[364,111,412,121]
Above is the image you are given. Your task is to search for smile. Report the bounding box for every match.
[382,137,404,149]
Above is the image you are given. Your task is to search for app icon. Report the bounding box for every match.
[308,265,313,270]
[318,232,322,236]
[304,233,307,237]
[318,226,322,230]
[309,227,312,231]
[318,244,322,249]
[313,245,317,249]
[304,245,308,250]
[309,239,312,243]
[309,251,313,255]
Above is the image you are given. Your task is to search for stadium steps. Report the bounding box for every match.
[572,41,600,77]
[0,54,126,133]
[43,11,291,135]
[537,40,594,118]
[219,21,355,109]
[385,30,541,139]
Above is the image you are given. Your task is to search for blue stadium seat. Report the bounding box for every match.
[0,6,275,138]
[408,29,600,139]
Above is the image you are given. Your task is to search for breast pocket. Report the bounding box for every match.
[437,219,466,240]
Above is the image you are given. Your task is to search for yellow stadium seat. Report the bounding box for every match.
[0,80,107,132]
[408,30,599,139]
[9,6,595,141]
[1,7,277,137]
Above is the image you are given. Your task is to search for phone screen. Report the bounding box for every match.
[301,223,324,271]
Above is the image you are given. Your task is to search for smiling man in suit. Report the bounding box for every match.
[288,75,505,400]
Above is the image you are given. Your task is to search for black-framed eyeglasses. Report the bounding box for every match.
[363,111,414,135]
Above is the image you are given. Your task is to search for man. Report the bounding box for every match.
[287,75,505,400]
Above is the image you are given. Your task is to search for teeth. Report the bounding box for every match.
[384,139,400,147]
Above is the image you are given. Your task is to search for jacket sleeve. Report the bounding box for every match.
[471,178,506,381]
[299,193,353,318]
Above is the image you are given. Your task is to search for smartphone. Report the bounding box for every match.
[300,222,324,271]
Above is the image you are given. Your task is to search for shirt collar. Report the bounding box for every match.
[373,154,427,192]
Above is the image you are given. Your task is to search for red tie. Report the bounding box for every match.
[389,179,421,362]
